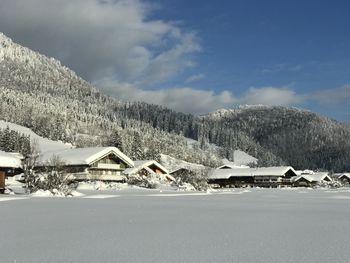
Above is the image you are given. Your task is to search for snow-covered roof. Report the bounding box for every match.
[0,151,22,168]
[160,154,205,174]
[209,166,297,180]
[295,169,316,176]
[292,173,331,183]
[38,147,134,167]
[338,173,350,180]
[123,160,168,175]
[217,164,250,169]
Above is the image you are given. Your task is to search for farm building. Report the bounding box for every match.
[291,173,332,187]
[208,166,298,188]
[123,160,174,181]
[37,147,134,182]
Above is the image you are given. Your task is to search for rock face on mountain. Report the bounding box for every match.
[1,32,350,171]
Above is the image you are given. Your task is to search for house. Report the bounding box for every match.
[291,172,332,187]
[37,147,134,182]
[123,160,174,181]
[208,166,298,188]
[338,173,350,184]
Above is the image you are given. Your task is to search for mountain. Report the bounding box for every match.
[0,32,222,167]
[200,105,350,171]
[1,32,350,172]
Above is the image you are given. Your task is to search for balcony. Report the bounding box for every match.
[96,163,121,170]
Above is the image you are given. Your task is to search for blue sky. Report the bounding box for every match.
[149,0,350,120]
[0,0,350,120]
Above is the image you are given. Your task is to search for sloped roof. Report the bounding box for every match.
[209,166,297,180]
[38,147,134,167]
[338,173,350,180]
[160,154,205,174]
[217,164,250,169]
[292,173,331,183]
[0,151,22,168]
[123,160,168,175]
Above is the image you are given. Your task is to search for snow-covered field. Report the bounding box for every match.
[1,188,350,263]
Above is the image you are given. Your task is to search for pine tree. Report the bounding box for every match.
[131,131,144,160]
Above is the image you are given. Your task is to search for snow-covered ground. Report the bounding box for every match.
[1,188,350,263]
[0,120,72,152]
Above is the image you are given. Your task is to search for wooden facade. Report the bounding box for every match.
[0,171,5,194]
[37,147,134,182]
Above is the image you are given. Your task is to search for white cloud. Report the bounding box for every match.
[0,0,200,85]
[312,85,350,104]
[261,63,303,74]
[242,87,304,106]
[97,79,303,114]
[96,78,237,114]
[185,73,205,83]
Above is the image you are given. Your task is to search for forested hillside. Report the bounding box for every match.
[1,32,350,171]
[200,107,350,171]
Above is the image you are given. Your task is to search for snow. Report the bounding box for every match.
[217,162,250,169]
[210,166,297,179]
[292,173,332,183]
[232,149,258,165]
[38,146,134,167]
[123,160,168,175]
[31,189,84,197]
[0,120,72,153]
[1,188,350,263]
[160,154,205,174]
[0,150,22,168]
[77,181,131,191]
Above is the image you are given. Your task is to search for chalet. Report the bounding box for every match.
[291,173,332,187]
[123,160,174,181]
[337,173,350,185]
[37,147,134,182]
[209,166,298,188]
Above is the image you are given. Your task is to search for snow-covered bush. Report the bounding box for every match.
[318,180,343,189]
[127,169,162,189]
[174,168,210,191]
[127,174,161,189]
[25,154,76,196]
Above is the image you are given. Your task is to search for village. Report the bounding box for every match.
[1,145,349,195]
